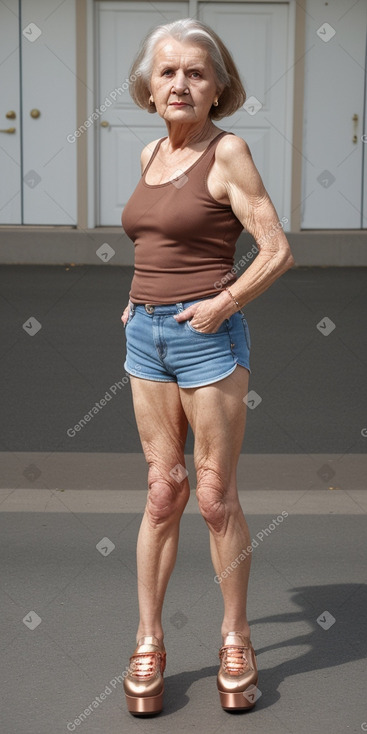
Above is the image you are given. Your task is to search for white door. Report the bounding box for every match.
[98,1,189,226]
[0,1,21,224]
[200,3,291,227]
[98,2,291,226]
[0,0,77,225]
[302,0,367,229]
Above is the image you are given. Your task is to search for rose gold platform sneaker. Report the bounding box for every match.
[123,635,166,715]
[217,631,259,711]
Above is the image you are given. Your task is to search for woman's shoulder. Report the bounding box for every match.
[140,137,165,174]
[214,133,254,183]
[215,132,251,159]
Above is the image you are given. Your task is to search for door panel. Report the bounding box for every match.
[21,0,77,224]
[200,4,290,226]
[0,0,77,225]
[302,0,367,229]
[0,0,21,224]
[98,1,188,225]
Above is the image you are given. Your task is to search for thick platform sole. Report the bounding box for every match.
[218,683,258,711]
[125,689,164,715]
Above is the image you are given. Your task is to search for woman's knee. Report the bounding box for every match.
[146,463,190,526]
[196,467,230,534]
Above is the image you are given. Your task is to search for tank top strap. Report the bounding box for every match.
[206,130,234,151]
[191,130,234,172]
[182,130,233,195]
[142,137,167,177]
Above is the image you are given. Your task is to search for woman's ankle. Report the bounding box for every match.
[136,628,164,646]
[221,622,251,642]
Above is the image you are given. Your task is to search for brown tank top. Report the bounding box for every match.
[121,130,243,304]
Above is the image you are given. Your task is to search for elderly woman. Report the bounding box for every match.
[120,17,294,716]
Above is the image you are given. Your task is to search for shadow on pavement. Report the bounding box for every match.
[160,583,366,715]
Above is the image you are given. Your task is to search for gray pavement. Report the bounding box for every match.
[0,265,367,734]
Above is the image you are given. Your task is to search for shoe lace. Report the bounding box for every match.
[219,645,251,675]
[130,651,166,679]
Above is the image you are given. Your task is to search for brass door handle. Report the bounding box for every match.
[352,113,358,144]
[0,127,16,133]
[30,109,41,118]
[100,120,109,127]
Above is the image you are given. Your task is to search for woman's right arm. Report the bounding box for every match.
[121,140,161,326]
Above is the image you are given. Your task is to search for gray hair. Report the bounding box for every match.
[128,18,246,120]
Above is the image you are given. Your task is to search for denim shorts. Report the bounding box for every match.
[124,297,251,389]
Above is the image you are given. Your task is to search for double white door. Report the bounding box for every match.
[98,2,291,226]
[0,0,76,224]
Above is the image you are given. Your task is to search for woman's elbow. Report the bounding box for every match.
[279,245,295,272]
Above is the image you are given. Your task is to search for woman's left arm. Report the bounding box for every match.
[175,135,295,332]
[216,134,295,308]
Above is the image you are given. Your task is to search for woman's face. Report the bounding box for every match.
[149,38,222,124]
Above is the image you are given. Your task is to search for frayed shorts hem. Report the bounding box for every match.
[124,360,250,389]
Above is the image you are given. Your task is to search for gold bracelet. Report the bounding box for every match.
[225,287,240,309]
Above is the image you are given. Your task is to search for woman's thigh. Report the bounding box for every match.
[178,366,249,489]
[130,376,189,473]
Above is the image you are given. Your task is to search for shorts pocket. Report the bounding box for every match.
[240,315,251,350]
[186,319,228,336]
[125,301,136,327]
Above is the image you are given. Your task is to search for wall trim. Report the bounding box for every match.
[76,0,88,230]
[1,230,366,266]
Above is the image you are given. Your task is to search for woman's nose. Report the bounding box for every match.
[171,72,189,94]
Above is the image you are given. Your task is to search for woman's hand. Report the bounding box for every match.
[121,304,129,327]
[174,291,235,333]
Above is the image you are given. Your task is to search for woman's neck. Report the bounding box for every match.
[164,118,218,153]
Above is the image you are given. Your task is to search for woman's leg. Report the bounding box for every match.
[179,366,252,642]
[129,377,190,645]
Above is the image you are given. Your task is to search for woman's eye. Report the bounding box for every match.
[162,70,201,77]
